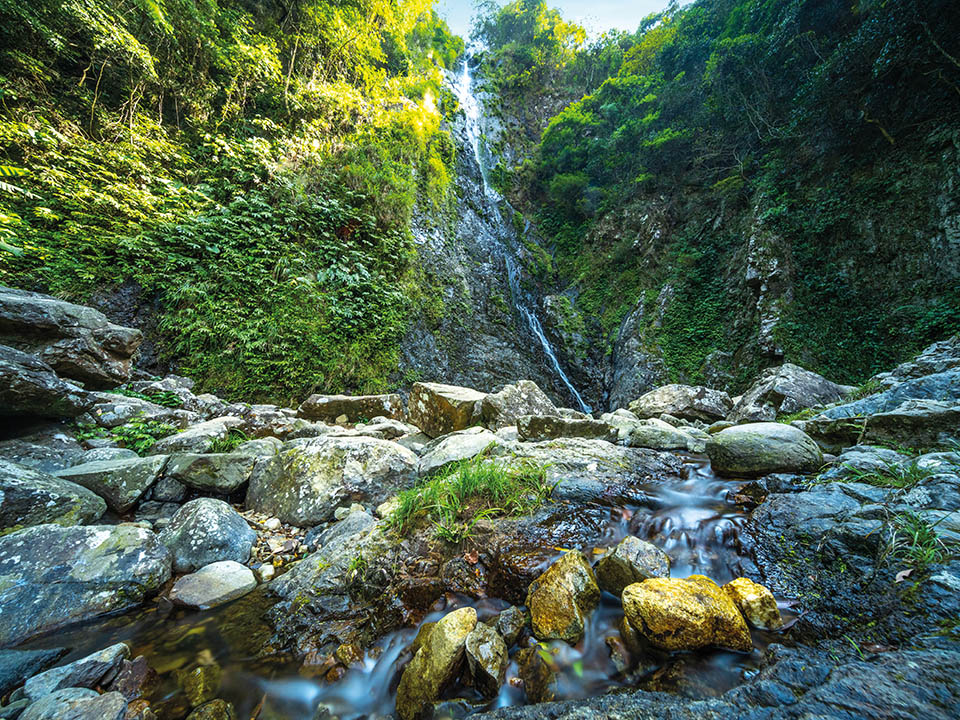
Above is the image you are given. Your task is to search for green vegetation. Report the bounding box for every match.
[839,459,954,491]
[110,386,183,408]
[209,428,249,454]
[887,511,950,573]
[390,452,554,542]
[74,418,178,455]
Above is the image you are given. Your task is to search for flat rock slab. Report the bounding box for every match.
[24,642,129,701]
[169,560,257,609]
[298,393,404,423]
[19,687,127,720]
[0,459,106,531]
[55,455,168,512]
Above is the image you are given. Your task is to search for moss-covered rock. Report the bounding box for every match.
[0,459,106,532]
[706,422,822,477]
[593,536,670,596]
[465,621,508,698]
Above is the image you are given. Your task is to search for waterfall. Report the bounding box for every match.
[451,58,591,413]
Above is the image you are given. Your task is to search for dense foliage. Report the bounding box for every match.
[0,0,462,402]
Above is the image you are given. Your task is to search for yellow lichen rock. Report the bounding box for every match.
[621,575,752,652]
[722,577,783,630]
[526,551,601,644]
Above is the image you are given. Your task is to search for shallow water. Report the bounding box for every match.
[16,455,793,719]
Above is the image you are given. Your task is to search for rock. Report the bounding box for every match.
[150,417,244,455]
[0,286,141,388]
[152,476,187,502]
[618,418,699,451]
[707,422,822,477]
[159,499,255,573]
[494,606,526,646]
[0,345,90,418]
[53,455,168,513]
[465,622,508,697]
[818,445,908,481]
[355,418,419,440]
[0,426,85,473]
[408,382,486,438]
[0,524,171,646]
[410,622,437,656]
[396,432,432,456]
[0,459,106,531]
[526,551,600,644]
[593,536,670,596]
[164,452,258,494]
[605,299,670,414]
[235,437,282,455]
[621,575,752,651]
[861,399,960,450]
[186,700,237,720]
[628,384,732,423]
[104,655,158,702]
[730,363,849,422]
[515,646,555,704]
[19,688,126,720]
[87,394,196,429]
[481,381,558,431]
[73,447,139,465]
[297,393,404,423]
[516,415,617,443]
[708,420,735,433]
[177,664,221,707]
[418,427,500,476]
[0,649,66,696]
[169,560,257,609]
[23,643,129,701]
[722,577,782,630]
[0,698,29,718]
[395,607,477,720]
[245,436,417,526]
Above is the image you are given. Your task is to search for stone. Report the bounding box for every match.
[160,499,255,573]
[169,560,257,609]
[418,427,500,476]
[152,476,187,502]
[355,418,419,440]
[245,436,417,526]
[0,345,90,418]
[730,363,849,422]
[818,445,908,481]
[395,607,477,720]
[73,447,139,465]
[19,688,126,720]
[526,551,601,644]
[408,382,486,438]
[0,524,171,646]
[494,606,526,646]
[515,646,555,704]
[862,399,960,450]
[0,427,85,474]
[23,643,129,701]
[480,380,558,431]
[87,394,196,429]
[707,422,823,477]
[617,418,699,451]
[621,575,752,651]
[186,700,237,720]
[410,622,437,656]
[0,459,106,531]
[0,285,141,388]
[104,655,158,702]
[149,417,244,455]
[297,393,404,423]
[177,664,221,707]
[54,455,168,513]
[164,452,259,494]
[722,577,783,630]
[465,622,508,698]
[516,415,617,443]
[593,536,670,596]
[0,649,66,696]
[628,384,733,423]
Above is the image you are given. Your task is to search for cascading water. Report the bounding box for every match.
[451,58,591,413]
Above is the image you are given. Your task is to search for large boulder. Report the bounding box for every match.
[87,393,196,429]
[0,344,90,418]
[618,417,701,451]
[0,459,106,532]
[159,498,255,573]
[621,575,752,651]
[860,399,960,450]
[149,417,243,455]
[0,524,171,646]
[730,363,850,422]
[396,607,477,720]
[23,643,129,701]
[0,648,66,696]
[0,286,142,389]
[628,384,732,423]
[0,426,85,473]
[164,452,260,494]
[297,393,404,423]
[409,382,486,438]
[707,422,822,477]
[516,415,617,443]
[593,536,670,596]
[245,436,417,526]
[418,427,500,476]
[54,455,168,513]
[525,551,600,644]
[169,560,257,609]
[481,380,558,431]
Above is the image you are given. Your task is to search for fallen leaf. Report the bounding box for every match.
[895,568,913,583]
[464,549,478,565]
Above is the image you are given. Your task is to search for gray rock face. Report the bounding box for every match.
[19,687,127,720]
[606,300,669,414]
[819,445,908,481]
[159,499,255,573]
[169,560,257,609]
[54,455,168,513]
[409,382,486,438]
[465,621,508,698]
[245,436,418,526]
[0,524,171,646]
[149,417,243,455]
[885,335,960,381]
[0,345,90,418]
[481,380,557,431]
[72,447,139,465]
[23,643,129,701]
[628,384,732,423]
[819,370,960,421]
[418,427,500,476]
[0,459,106,531]
[297,393,404,423]
[618,417,700,451]
[164,452,259,494]
[707,422,823,477]
[87,393,196,429]
[0,648,66,696]
[730,363,850,422]
[0,285,141,389]
[0,426,84,473]
[516,415,617,443]
[593,536,670,596]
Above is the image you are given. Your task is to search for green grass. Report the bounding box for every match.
[390,452,554,542]
[836,453,959,490]
[209,429,249,454]
[844,378,886,402]
[887,511,950,573]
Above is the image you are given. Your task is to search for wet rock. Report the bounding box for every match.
[0,345,90,419]
[593,536,670,596]
[0,649,66,696]
[164,452,259,494]
[24,643,129,701]
[465,622,508,697]
[515,646,555,704]
[606,299,670,413]
[160,499,255,573]
[150,417,243,455]
[245,436,417,526]
[0,524,171,646]
[730,363,850,422]
[19,688,126,720]
[0,286,141,388]
[526,551,600,644]
[104,656,158,702]
[54,455,168,513]
[395,607,477,720]
[628,384,732,423]
[177,664,221,707]
[605,634,631,674]
[722,577,782,630]
[169,560,257,609]
[185,700,236,720]
[516,415,617,443]
[481,380,558,431]
[408,382,486,438]
[0,698,29,718]
[707,422,822,477]
[410,622,437,656]
[418,427,500,476]
[0,459,106,531]
[297,393,404,423]
[621,575,752,651]
[494,606,526,646]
